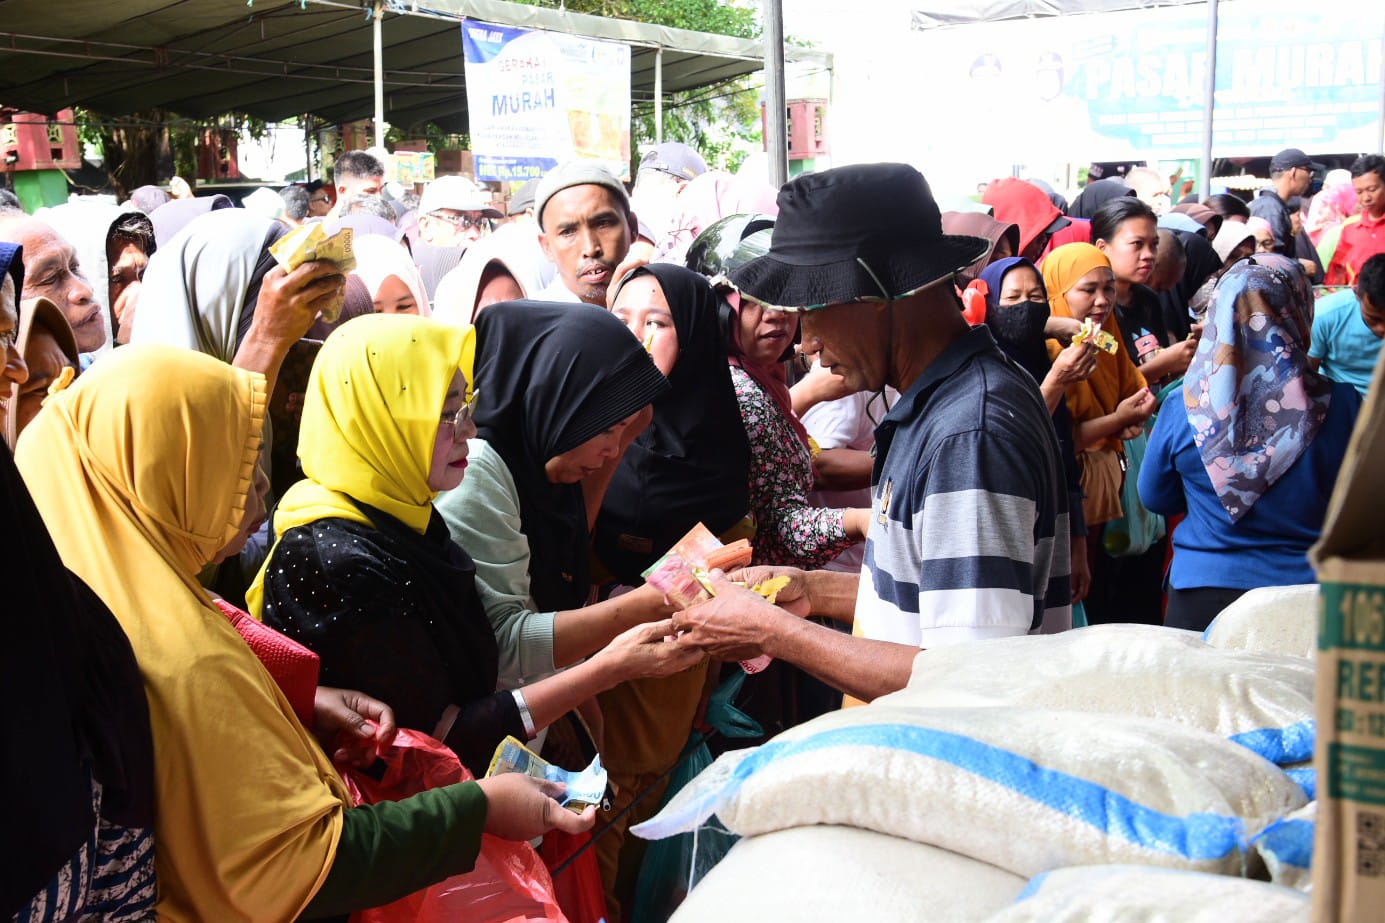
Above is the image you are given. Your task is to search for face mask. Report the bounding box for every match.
[988,300,1050,349]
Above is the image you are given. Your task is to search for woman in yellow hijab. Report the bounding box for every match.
[1042,242,1161,626]
[18,342,594,921]
[250,312,698,777]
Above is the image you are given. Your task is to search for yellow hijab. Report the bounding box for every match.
[1043,243,1147,452]
[246,313,474,617]
[15,345,351,923]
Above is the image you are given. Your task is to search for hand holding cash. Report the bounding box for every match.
[486,736,608,813]
[642,523,786,673]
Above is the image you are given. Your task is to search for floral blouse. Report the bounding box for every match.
[731,366,853,568]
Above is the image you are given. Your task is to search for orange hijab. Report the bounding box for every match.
[1043,243,1147,452]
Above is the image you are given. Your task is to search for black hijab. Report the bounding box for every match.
[1160,229,1224,341]
[595,264,752,583]
[2,440,154,915]
[474,301,670,611]
[1069,178,1136,220]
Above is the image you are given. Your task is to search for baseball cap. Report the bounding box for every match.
[639,143,708,181]
[508,178,539,216]
[1269,148,1325,175]
[419,175,503,219]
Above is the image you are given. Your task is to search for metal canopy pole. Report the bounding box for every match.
[1199,0,1219,199]
[372,0,387,146]
[762,0,788,187]
[654,46,664,145]
[304,114,313,181]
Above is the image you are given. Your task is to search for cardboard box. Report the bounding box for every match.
[1311,351,1385,922]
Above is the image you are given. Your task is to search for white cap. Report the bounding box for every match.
[243,187,285,220]
[420,175,503,219]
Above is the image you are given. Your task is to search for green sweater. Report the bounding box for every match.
[303,782,488,918]
[435,438,558,687]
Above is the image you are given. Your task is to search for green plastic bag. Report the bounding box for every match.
[629,671,761,922]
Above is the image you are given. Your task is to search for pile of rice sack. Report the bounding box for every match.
[635,611,1320,922]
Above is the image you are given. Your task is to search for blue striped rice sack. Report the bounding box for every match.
[633,705,1305,878]
[885,624,1316,765]
[984,864,1311,922]
[1251,802,1316,892]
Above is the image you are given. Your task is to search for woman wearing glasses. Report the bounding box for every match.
[250,312,695,776]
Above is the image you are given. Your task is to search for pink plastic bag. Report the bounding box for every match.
[344,729,567,923]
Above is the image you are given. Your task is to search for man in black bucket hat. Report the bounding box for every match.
[671,163,1072,703]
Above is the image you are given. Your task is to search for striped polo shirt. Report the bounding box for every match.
[856,326,1072,647]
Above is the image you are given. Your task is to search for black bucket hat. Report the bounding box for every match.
[727,163,991,310]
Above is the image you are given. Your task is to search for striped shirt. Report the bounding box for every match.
[856,327,1072,647]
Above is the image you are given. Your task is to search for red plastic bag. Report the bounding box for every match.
[537,829,608,923]
[344,729,567,923]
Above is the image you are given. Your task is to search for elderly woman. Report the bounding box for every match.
[253,312,697,776]
[1139,255,1361,631]
[18,343,595,921]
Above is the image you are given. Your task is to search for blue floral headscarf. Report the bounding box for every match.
[1183,254,1332,522]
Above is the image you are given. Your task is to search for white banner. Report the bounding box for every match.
[461,20,631,182]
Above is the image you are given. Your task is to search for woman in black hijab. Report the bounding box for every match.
[3,438,157,920]
[596,263,752,582]
[1159,229,1222,342]
[593,263,753,918]
[436,301,692,694]
[978,257,1094,612]
[1069,178,1137,220]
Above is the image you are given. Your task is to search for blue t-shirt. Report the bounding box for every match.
[1137,379,1361,590]
[1309,289,1382,397]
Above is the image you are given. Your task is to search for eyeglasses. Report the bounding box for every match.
[429,211,490,231]
[440,390,479,438]
[310,195,331,205]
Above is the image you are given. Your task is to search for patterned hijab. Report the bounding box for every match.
[1183,254,1333,522]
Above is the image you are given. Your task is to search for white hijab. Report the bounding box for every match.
[432,223,555,326]
[129,208,281,362]
[351,233,432,316]
[35,201,131,358]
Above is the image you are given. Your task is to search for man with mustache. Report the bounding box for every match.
[0,210,105,356]
[533,162,638,306]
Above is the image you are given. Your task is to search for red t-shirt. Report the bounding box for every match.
[1325,210,1385,285]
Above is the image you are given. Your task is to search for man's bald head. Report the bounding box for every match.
[0,213,104,352]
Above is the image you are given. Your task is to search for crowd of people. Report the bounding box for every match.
[3,139,1384,922]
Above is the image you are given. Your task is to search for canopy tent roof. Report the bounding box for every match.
[910,0,1208,28]
[0,0,827,131]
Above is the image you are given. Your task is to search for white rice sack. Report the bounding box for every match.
[633,705,1306,878]
[1282,761,1315,800]
[983,864,1310,922]
[1252,801,1316,892]
[1202,584,1318,659]
[671,826,1024,923]
[885,623,1314,764]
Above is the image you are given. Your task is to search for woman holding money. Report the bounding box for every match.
[254,310,698,778]
[1043,243,1158,624]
